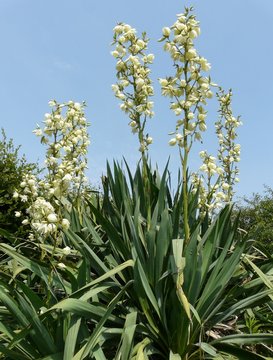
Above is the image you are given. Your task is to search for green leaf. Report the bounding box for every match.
[212,333,273,345]
[245,257,273,300]
[199,342,218,357]
[213,343,267,359]
[63,316,82,360]
[0,243,70,293]
[40,353,64,360]
[119,311,138,360]
[72,282,132,360]
[0,344,29,360]
[169,351,182,360]
[48,298,121,324]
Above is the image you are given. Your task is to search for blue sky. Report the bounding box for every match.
[1,0,272,199]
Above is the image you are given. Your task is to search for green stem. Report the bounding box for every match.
[182,61,191,245]
[181,146,190,244]
[138,128,151,228]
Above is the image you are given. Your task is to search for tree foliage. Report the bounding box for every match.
[0,129,38,237]
[236,186,273,252]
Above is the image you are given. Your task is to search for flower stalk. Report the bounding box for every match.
[159,7,214,241]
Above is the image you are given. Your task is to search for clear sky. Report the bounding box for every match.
[1,0,272,199]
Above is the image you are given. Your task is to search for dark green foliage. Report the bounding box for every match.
[236,186,273,252]
[0,161,272,359]
[78,161,273,358]
[0,129,38,238]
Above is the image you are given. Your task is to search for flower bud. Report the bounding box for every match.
[159,78,168,87]
[162,27,171,37]
[57,262,66,269]
[136,39,145,48]
[74,102,81,110]
[146,137,153,145]
[199,151,206,158]
[176,133,183,141]
[139,143,146,153]
[47,213,58,223]
[28,179,36,186]
[32,129,43,136]
[113,24,123,34]
[111,50,119,58]
[63,174,72,182]
[146,54,154,63]
[199,122,207,132]
[62,218,70,230]
[169,138,177,146]
[200,164,207,172]
[48,100,56,107]
[198,113,206,121]
[185,48,197,60]
[63,246,71,255]
[13,191,19,199]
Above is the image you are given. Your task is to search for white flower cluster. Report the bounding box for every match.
[112,23,154,153]
[199,151,223,177]
[159,7,216,149]
[216,89,241,201]
[36,100,90,195]
[191,172,208,217]
[28,198,59,235]
[193,151,228,216]
[14,100,90,239]
[13,173,38,202]
[192,89,241,218]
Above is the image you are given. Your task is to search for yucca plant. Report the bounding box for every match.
[1,4,273,360]
[1,160,273,359]
[72,161,273,359]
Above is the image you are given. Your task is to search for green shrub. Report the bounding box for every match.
[236,187,273,253]
[0,129,37,238]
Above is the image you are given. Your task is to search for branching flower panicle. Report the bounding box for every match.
[216,89,241,202]
[159,7,218,240]
[111,23,154,154]
[160,8,241,222]
[36,100,90,197]
[15,100,90,240]
[192,89,241,217]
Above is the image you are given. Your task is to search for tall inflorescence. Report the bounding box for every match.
[14,100,90,241]
[159,7,216,240]
[192,89,241,217]
[216,89,241,202]
[111,23,154,155]
[159,7,241,220]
